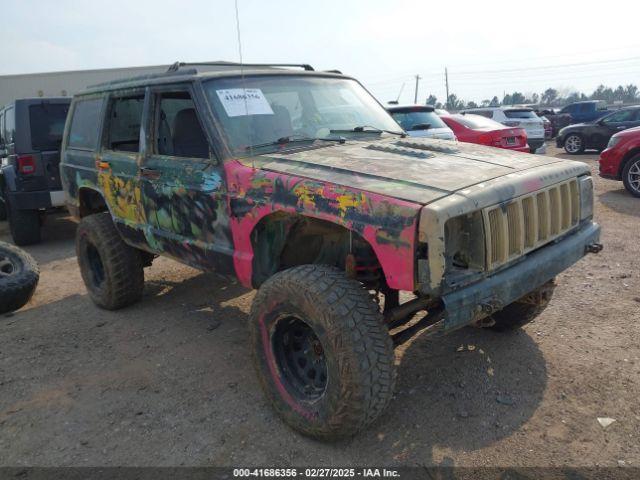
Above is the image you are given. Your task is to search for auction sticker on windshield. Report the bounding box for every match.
[216,88,274,117]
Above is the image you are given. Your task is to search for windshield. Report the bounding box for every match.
[29,103,69,151]
[504,109,538,119]
[203,75,401,155]
[388,109,447,131]
[450,114,504,130]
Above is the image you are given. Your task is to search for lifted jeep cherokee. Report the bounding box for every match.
[60,62,602,439]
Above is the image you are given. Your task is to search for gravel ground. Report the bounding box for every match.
[0,146,638,468]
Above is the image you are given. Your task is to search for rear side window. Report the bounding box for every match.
[106,95,144,152]
[29,103,69,151]
[68,98,103,150]
[504,109,537,119]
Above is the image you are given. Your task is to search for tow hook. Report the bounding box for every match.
[585,243,603,254]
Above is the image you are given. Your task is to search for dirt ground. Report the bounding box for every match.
[0,146,638,468]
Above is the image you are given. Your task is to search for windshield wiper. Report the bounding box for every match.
[245,135,345,151]
[330,125,406,137]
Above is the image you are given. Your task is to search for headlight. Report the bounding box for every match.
[444,211,485,271]
[579,176,594,220]
[607,136,621,149]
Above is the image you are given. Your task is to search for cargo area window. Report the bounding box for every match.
[106,95,144,153]
[155,92,209,159]
[68,99,103,150]
[29,103,69,151]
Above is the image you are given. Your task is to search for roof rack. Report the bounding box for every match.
[167,61,314,72]
[89,68,196,89]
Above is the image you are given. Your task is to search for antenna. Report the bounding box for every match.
[234,0,253,166]
[395,82,405,103]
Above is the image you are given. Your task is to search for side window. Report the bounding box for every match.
[4,108,15,144]
[154,91,209,159]
[579,104,590,113]
[106,95,144,153]
[0,112,4,145]
[603,110,636,124]
[68,98,103,150]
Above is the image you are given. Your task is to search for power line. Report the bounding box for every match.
[450,55,640,76]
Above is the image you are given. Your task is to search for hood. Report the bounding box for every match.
[243,137,578,205]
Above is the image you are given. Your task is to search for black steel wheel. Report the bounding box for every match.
[272,316,328,401]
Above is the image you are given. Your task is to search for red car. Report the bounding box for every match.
[441,114,529,152]
[599,126,640,197]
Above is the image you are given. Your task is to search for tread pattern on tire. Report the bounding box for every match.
[76,212,144,310]
[0,241,39,315]
[8,201,40,246]
[250,264,396,439]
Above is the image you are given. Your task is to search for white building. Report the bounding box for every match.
[0,63,191,106]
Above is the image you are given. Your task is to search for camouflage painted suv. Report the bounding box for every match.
[61,62,602,439]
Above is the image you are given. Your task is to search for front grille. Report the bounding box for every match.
[484,179,580,269]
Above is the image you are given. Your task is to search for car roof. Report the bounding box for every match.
[78,62,348,96]
[386,104,435,112]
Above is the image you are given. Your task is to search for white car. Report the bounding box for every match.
[458,107,546,154]
[387,105,456,140]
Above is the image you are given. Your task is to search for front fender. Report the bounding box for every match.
[223,160,421,291]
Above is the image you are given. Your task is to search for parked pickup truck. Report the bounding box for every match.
[560,100,609,124]
[60,61,602,440]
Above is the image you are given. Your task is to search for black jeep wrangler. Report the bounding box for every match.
[0,98,71,245]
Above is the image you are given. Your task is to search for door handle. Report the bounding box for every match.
[140,167,161,180]
[616,126,627,130]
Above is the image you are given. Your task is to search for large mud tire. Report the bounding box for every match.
[249,265,396,440]
[0,241,39,314]
[7,195,40,246]
[76,212,144,310]
[489,280,556,331]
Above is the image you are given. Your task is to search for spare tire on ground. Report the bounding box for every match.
[0,241,39,315]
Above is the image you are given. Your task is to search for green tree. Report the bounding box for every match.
[541,88,558,105]
[426,94,438,106]
[510,92,526,104]
[490,96,500,107]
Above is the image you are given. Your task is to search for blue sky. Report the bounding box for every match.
[2,0,640,104]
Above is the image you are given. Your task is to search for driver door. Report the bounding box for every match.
[138,84,230,271]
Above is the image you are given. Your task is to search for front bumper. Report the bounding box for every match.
[599,147,622,180]
[441,221,601,331]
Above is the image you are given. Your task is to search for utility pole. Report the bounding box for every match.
[445,67,450,109]
[414,74,421,104]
